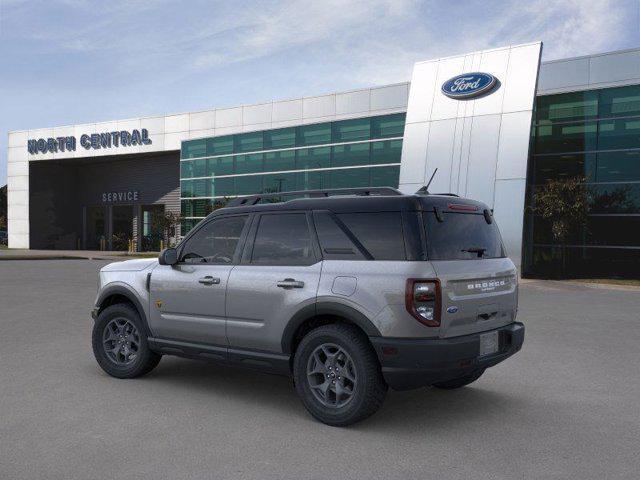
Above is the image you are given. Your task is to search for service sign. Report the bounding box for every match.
[441,72,497,99]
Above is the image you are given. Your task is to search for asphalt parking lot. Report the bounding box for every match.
[1,260,639,479]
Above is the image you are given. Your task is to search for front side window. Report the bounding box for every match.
[180,215,248,264]
[251,214,314,265]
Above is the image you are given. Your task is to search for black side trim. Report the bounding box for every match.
[148,338,291,376]
[95,285,151,336]
[280,302,381,354]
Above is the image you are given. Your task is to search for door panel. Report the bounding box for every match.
[226,211,321,352]
[149,264,232,345]
[226,263,321,352]
[148,213,250,346]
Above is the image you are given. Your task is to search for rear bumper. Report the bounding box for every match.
[370,322,524,390]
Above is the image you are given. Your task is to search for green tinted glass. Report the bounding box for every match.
[234,132,263,153]
[332,143,370,167]
[598,84,640,118]
[371,113,406,138]
[264,128,296,149]
[371,139,402,164]
[370,166,400,187]
[332,118,370,142]
[297,124,331,146]
[295,170,330,190]
[296,147,331,170]
[208,156,234,176]
[534,121,598,154]
[235,175,263,195]
[330,168,370,189]
[235,153,264,174]
[595,151,640,182]
[181,200,193,217]
[598,119,640,150]
[181,139,206,159]
[262,173,296,193]
[535,91,598,123]
[531,154,596,184]
[264,150,295,171]
[210,177,234,197]
[180,180,193,198]
[180,161,192,178]
[206,136,233,156]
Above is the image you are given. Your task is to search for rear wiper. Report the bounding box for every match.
[461,247,486,258]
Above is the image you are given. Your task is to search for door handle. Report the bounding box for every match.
[198,276,220,285]
[277,278,305,289]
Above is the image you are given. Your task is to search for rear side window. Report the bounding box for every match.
[251,213,314,265]
[423,212,505,260]
[337,212,406,260]
[313,212,366,260]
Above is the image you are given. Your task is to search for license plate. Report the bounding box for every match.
[479,331,499,357]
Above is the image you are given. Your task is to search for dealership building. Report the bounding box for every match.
[6,42,640,277]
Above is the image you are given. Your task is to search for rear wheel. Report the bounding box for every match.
[293,324,387,426]
[432,369,485,390]
[92,303,161,379]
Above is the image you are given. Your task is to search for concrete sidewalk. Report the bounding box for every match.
[0,249,158,261]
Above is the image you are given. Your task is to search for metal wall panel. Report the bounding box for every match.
[336,89,370,115]
[370,84,409,111]
[399,42,542,270]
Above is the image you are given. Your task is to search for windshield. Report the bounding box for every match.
[423,212,506,260]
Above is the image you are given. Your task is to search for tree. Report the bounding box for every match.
[533,177,589,277]
[150,210,182,248]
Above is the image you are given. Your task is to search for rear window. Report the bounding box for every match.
[424,212,505,260]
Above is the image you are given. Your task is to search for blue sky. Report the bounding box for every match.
[2,0,639,186]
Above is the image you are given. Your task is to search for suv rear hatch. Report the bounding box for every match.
[423,206,518,338]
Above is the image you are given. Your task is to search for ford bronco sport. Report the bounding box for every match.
[92,187,524,426]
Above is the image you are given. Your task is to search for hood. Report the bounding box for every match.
[101,258,158,272]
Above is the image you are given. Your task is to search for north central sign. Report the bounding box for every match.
[441,72,497,99]
[27,128,152,155]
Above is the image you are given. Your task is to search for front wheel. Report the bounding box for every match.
[92,303,161,379]
[293,324,387,427]
[432,369,485,390]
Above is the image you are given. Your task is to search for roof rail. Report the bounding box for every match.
[226,187,403,207]
[431,193,460,197]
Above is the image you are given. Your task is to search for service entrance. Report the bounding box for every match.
[82,204,166,251]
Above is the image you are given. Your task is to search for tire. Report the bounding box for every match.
[293,324,387,427]
[92,303,161,379]
[432,369,485,390]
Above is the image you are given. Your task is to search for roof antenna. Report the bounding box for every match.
[416,168,438,195]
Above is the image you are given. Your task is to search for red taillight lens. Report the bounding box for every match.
[405,279,441,327]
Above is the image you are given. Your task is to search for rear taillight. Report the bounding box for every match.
[405,279,441,327]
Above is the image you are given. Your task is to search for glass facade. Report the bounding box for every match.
[524,85,640,278]
[180,113,405,234]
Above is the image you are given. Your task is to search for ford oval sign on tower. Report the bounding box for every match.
[441,72,497,99]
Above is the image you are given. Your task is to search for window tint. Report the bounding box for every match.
[251,214,314,265]
[313,212,365,260]
[424,212,505,260]
[181,215,248,264]
[337,212,405,260]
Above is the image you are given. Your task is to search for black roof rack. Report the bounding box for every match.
[226,187,403,207]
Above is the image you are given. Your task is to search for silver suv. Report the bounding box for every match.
[91,187,524,426]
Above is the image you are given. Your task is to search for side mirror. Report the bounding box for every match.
[159,247,178,266]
